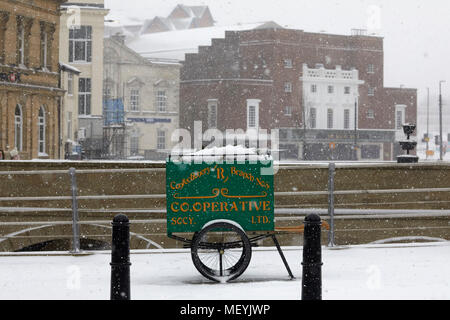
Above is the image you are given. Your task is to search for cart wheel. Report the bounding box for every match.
[191,221,252,283]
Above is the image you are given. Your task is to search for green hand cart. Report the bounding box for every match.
[166,155,295,283]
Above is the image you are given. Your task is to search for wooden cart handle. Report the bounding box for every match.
[275,221,330,233]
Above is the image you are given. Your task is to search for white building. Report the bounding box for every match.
[59,62,80,158]
[300,63,364,131]
[103,35,181,160]
[59,0,109,158]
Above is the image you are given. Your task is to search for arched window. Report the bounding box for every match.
[38,106,46,154]
[14,105,23,151]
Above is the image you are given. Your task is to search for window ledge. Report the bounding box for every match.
[70,61,92,65]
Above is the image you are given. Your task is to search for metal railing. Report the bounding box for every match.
[0,167,168,252]
[0,164,449,252]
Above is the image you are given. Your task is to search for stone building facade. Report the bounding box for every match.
[0,0,66,160]
[180,26,417,161]
[103,35,181,160]
[59,0,108,159]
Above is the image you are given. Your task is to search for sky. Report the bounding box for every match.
[104,0,450,136]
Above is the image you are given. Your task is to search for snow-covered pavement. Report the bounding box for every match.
[0,242,449,300]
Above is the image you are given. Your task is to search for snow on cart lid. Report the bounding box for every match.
[170,145,272,162]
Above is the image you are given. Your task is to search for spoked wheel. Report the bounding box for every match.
[191,221,252,283]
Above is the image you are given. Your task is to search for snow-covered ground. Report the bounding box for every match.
[0,242,449,300]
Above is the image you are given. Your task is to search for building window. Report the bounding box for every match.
[17,19,25,66]
[14,105,23,151]
[130,135,139,155]
[284,82,292,93]
[367,64,375,74]
[67,73,74,96]
[78,78,91,115]
[246,99,260,130]
[310,107,316,129]
[344,109,350,129]
[396,110,402,129]
[285,106,292,116]
[367,109,375,119]
[327,108,333,129]
[0,12,8,63]
[207,100,217,128]
[396,109,405,130]
[67,112,72,140]
[361,145,380,159]
[38,106,46,154]
[40,23,54,70]
[368,87,375,96]
[69,26,92,63]
[344,86,351,94]
[156,90,167,112]
[248,106,257,128]
[311,84,317,93]
[157,130,166,150]
[327,85,334,94]
[40,29,48,69]
[130,89,140,111]
[103,86,111,101]
[284,59,293,68]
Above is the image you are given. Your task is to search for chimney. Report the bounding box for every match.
[112,32,126,45]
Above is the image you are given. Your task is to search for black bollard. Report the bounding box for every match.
[110,214,131,300]
[301,213,322,300]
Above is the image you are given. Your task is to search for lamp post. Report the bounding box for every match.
[439,81,445,161]
[426,87,429,159]
[354,97,358,161]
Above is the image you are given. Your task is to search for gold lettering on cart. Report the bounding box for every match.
[173,188,268,200]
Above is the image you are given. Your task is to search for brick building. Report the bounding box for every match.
[0,0,66,160]
[180,25,417,161]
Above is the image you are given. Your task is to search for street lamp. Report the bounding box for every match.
[426,87,430,159]
[354,95,358,161]
[439,80,445,161]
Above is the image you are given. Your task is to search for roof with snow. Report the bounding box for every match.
[106,3,215,39]
[169,4,209,19]
[59,62,81,74]
[126,21,282,61]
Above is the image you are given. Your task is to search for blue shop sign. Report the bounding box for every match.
[127,117,172,124]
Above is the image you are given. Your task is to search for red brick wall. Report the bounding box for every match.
[180,27,416,137]
[383,87,418,130]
